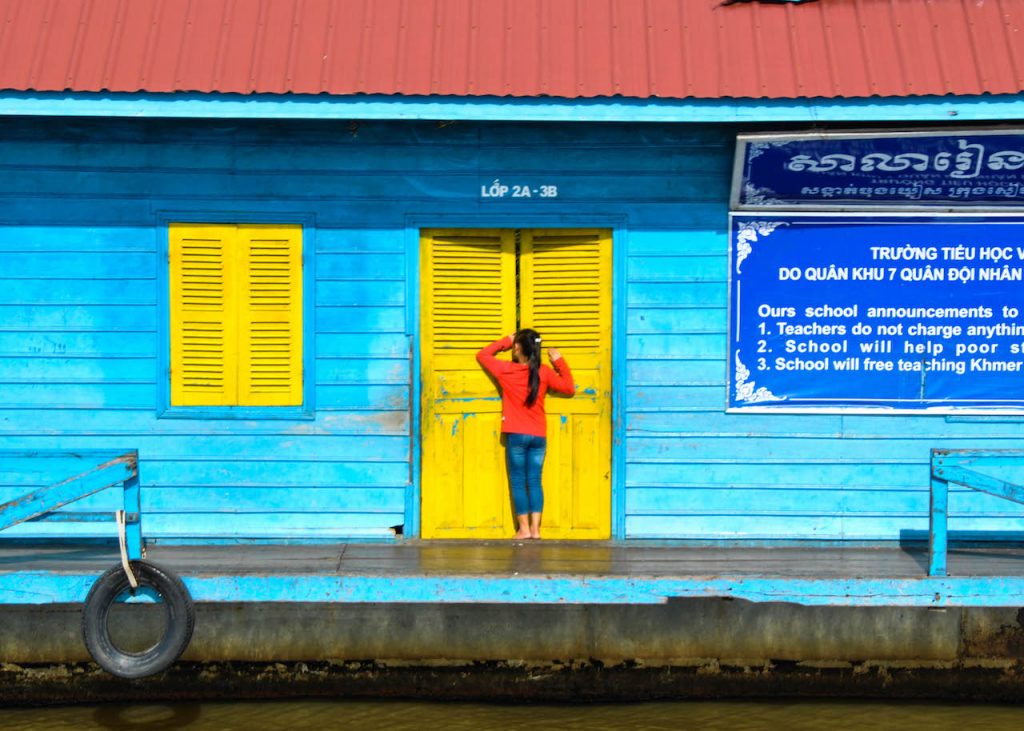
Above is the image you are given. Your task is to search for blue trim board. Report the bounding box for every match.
[1,91,1023,123]
[611,225,629,541]
[404,221,421,539]
[6,570,1024,607]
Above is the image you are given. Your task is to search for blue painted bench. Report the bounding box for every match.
[930,448,1024,577]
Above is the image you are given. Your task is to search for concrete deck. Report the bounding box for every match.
[4,541,1024,607]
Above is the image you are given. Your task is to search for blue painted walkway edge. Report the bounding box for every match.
[3,542,1024,608]
[6,571,1024,608]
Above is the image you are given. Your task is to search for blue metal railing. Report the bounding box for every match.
[929,448,1024,577]
[0,450,142,559]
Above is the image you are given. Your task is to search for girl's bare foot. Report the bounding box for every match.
[529,512,542,540]
[513,515,531,540]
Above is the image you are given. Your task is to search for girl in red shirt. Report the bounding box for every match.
[476,329,575,539]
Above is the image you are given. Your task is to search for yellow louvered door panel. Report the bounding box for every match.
[421,229,517,539]
[237,225,303,406]
[170,224,238,406]
[521,229,612,539]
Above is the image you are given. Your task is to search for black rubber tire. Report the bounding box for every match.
[81,560,195,679]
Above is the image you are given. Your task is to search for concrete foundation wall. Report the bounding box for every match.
[4,601,1024,703]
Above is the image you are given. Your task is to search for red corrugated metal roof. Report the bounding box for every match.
[0,0,1021,100]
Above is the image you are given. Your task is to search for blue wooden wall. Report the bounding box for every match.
[0,117,1020,542]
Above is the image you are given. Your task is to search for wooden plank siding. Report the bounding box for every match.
[0,117,1021,542]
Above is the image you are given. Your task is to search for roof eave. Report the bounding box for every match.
[1,91,1024,124]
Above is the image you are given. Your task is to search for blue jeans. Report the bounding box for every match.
[505,433,547,515]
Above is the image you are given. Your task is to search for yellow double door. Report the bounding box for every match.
[420,229,612,540]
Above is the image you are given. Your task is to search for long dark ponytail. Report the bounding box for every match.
[514,329,542,407]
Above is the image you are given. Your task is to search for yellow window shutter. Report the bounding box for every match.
[520,229,611,354]
[169,224,239,406]
[423,230,517,361]
[236,224,303,406]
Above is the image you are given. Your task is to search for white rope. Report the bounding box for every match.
[116,510,139,589]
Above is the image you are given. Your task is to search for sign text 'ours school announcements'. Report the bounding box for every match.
[729,216,1024,413]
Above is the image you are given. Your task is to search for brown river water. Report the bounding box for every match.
[1,699,1022,730]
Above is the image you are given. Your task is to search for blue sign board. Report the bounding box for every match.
[729,214,1024,413]
[734,130,1024,209]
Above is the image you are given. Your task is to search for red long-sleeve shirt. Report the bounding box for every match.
[476,336,575,437]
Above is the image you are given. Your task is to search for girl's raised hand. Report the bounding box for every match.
[547,347,562,362]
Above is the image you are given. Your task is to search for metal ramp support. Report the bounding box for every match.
[0,450,142,560]
[930,449,1024,577]
[0,450,195,679]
